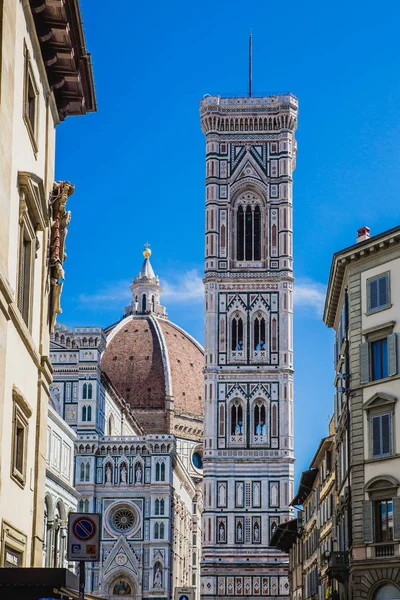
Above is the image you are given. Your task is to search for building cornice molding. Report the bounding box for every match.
[323,226,400,327]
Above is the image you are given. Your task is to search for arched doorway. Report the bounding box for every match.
[374,584,400,599]
[109,577,135,599]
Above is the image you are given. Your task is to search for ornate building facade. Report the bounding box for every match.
[0,0,95,569]
[200,93,298,599]
[50,250,204,600]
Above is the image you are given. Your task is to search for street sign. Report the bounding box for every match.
[175,587,195,600]
[67,513,101,562]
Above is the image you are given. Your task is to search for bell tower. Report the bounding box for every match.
[200,93,298,599]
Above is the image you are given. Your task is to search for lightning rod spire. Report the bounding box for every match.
[249,33,253,98]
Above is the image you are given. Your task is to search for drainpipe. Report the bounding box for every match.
[344,288,352,599]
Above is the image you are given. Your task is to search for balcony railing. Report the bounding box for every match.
[374,543,395,558]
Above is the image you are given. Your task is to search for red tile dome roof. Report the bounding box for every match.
[102,315,204,436]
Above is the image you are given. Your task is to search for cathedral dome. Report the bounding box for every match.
[102,247,204,439]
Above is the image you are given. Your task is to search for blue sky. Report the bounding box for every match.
[56,0,400,485]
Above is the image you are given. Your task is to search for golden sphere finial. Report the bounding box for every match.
[143,242,151,259]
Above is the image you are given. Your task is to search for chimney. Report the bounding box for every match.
[356,226,370,243]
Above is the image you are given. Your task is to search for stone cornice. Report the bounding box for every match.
[323,225,400,328]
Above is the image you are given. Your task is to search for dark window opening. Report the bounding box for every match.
[231,404,243,435]
[254,317,266,350]
[375,499,393,542]
[371,339,388,380]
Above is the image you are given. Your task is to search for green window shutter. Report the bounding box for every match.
[388,333,398,376]
[360,342,370,384]
[378,275,389,307]
[368,279,378,311]
[393,497,400,541]
[362,500,374,543]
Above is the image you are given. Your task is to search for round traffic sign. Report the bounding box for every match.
[179,596,189,600]
[73,517,96,541]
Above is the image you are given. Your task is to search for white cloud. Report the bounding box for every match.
[294,279,327,316]
[78,270,204,310]
[161,269,203,303]
[78,272,325,317]
[79,280,131,308]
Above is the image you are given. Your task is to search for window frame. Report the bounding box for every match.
[370,412,392,459]
[17,204,36,329]
[371,338,389,381]
[360,325,397,385]
[11,388,32,488]
[375,498,394,543]
[366,272,391,315]
[23,44,39,155]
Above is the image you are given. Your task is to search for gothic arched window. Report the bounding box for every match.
[254,316,266,350]
[237,205,244,260]
[80,462,85,481]
[142,294,147,312]
[231,403,243,435]
[154,522,159,539]
[88,384,92,400]
[254,402,266,435]
[160,463,165,481]
[231,315,244,351]
[160,499,165,515]
[87,406,92,421]
[160,522,165,539]
[82,406,87,421]
[83,383,87,400]
[155,463,160,481]
[236,203,261,261]
[85,462,90,482]
[155,499,160,515]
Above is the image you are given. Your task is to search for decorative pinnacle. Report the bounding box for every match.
[143,242,151,259]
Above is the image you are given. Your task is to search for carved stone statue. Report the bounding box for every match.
[105,464,112,483]
[237,522,243,542]
[219,522,225,542]
[135,464,142,483]
[120,465,127,483]
[154,567,162,589]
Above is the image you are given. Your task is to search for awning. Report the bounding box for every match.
[0,568,106,600]
[269,518,299,552]
[290,468,318,506]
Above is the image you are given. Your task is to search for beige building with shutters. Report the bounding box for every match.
[0,0,95,569]
[323,225,400,600]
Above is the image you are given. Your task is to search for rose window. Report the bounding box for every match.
[112,508,135,532]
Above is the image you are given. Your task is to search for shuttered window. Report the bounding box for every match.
[371,413,391,457]
[376,499,393,542]
[368,273,389,312]
[371,339,389,380]
[363,500,374,543]
[364,497,400,543]
[360,333,397,383]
